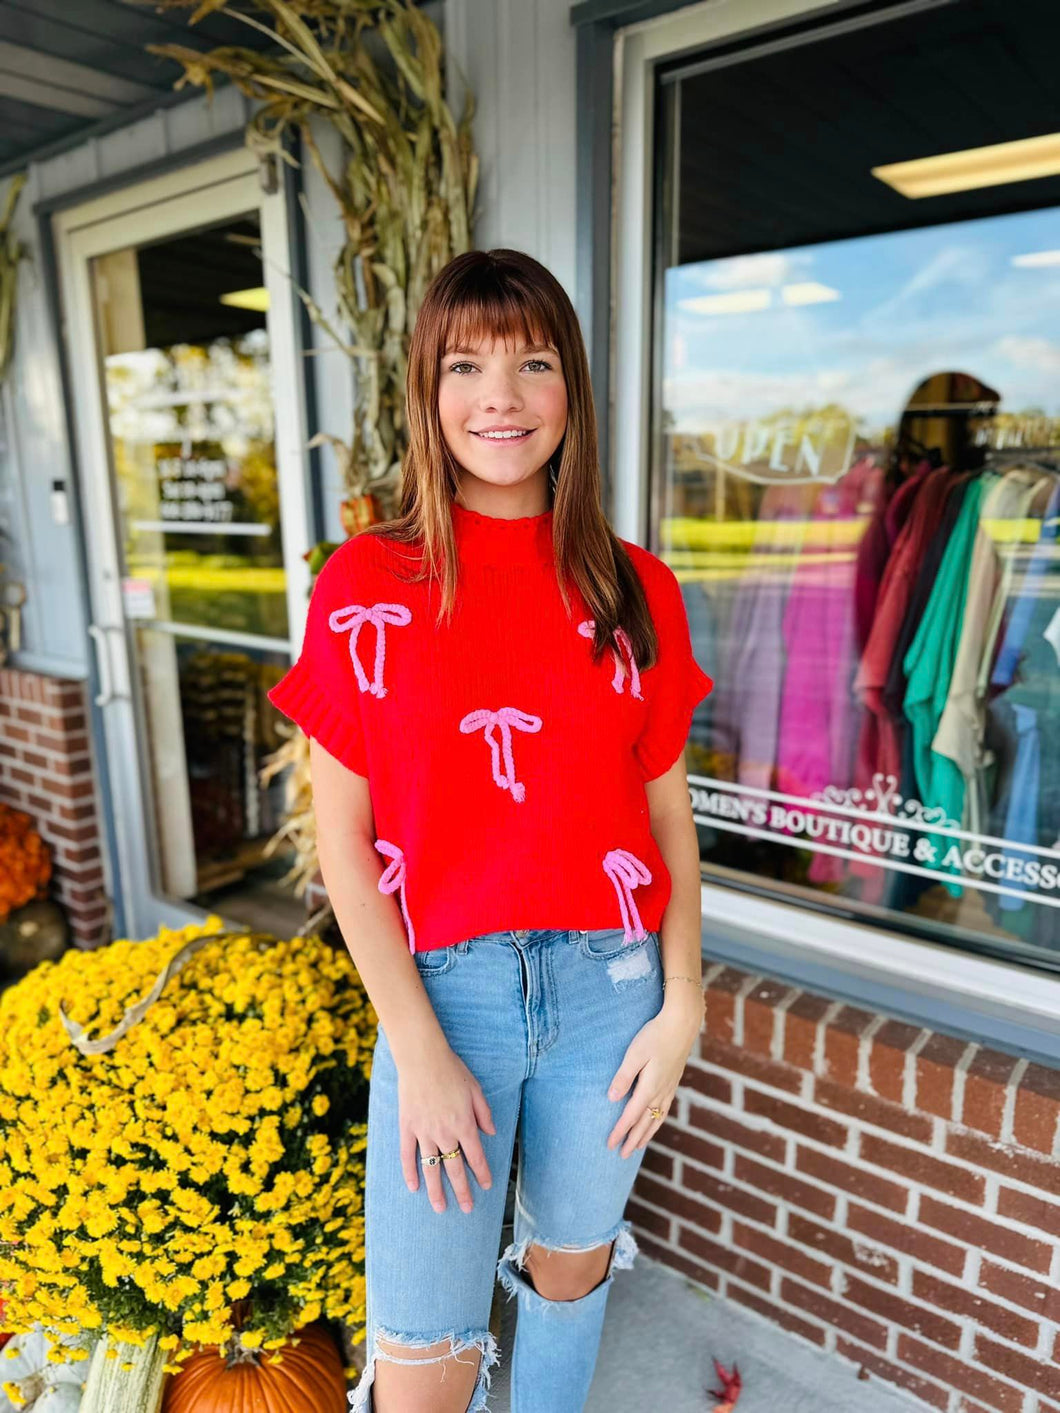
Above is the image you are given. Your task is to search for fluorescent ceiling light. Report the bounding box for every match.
[1011,249,1060,268]
[873,132,1060,198]
[680,289,772,316]
[781,281,841,306]
[219,286,270,312]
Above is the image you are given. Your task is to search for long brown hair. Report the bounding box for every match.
[358,248,659,672]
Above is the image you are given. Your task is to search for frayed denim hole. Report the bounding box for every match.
[348,1326,500,1413]
[495,1220,640,1309]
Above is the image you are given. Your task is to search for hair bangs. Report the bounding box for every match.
[441,281,558,359]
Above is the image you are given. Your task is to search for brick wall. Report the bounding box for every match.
[630,961,1060,1413]
[0,668,110,948]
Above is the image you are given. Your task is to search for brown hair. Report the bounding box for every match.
[358,248,658,672]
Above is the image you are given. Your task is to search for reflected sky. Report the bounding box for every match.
[665,206,1060,432]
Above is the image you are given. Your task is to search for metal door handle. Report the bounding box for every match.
[88,623,115,707]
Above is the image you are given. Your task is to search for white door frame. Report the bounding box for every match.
[55,145,313,938]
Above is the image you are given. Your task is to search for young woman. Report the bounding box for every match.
[267,249,713,1413]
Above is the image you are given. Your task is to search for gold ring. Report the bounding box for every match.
[648,1106,663,1120]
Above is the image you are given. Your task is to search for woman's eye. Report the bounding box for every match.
[446,359,554,375]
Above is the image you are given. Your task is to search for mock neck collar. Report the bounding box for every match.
[450,500,555,569]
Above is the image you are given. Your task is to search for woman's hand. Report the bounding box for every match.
[605,988,703,1158]
[398,1043,497,1213]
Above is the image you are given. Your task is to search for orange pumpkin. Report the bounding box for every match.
[162,1322,347,1413]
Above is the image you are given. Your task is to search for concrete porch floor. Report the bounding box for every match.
[488,1250,929,1413]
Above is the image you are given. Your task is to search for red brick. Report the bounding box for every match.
[896,1333,1025,1412]
[52,844,101,866]
[703,967,747,1045]
[916,1033,972,1120]
[961,1048,1022,1138]
[685,1100,787,1162]
[14,706,45,726]
[5,724,31,743]
[700,1034,802,1095]
[947,1126,1060,1200]
[633,1171,723,1235]
[796,1144,908,1214]
[640,1146,674,1182]
[847,1201,967,1276]
[742,979,794,1056]
[783,991,832,1071]
[973,1331,1060,1401]
[787,1210,900,1284]
[626,1196,672,1243]
[742,1087,847,1147]
[911,1268,1039,1345]
[634,1230,721,1292]
[680,1060,732,1106]
[654,1116,725,1171]
[859,1131,985,1204]
[823,1004,876,1083]
[42,754,92,779]
[731,1220,832,1286]
[678,1224,772,1291]
[919,1194,1052,1274]
[1012,1061,1060,1155]
[835,1336,949,1409]
[46,777,96,801]
[46,819,98,844]
[979,1258,1060,1323]
[56,801,97,824]
[869,1020,923,1103]
[842,1271,962,1347]
[780,1275,888,1349]
[734,1153,835,1220]
[683,1162,778,1226]
[813,1073,933,1143]
[727,1279,827,1347]
[995,1184,1060,1239]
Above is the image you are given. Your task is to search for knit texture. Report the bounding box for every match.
[267,502,713,951]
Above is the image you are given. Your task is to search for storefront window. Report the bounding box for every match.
[652,5,1060,970]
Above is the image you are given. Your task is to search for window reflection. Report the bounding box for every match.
[660,208,1060,965]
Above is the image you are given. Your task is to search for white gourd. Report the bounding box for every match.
[0,1325,91,1412]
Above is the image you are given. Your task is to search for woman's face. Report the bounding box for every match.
[437,331,568,497]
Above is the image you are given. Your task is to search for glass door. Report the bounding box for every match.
[57,150,314,939]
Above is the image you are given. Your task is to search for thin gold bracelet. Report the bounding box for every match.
[662,974,702,989]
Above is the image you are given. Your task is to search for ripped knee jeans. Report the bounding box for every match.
[349,927,664,1412]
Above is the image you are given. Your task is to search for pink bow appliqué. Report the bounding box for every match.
[602,847,652,943]
[578,619,642,699]
[459,707,542,803]
[375,839,415,953]
[329,602,412,697]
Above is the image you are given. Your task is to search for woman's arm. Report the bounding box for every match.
[309,737,451,1070]
[646,755,705,1031]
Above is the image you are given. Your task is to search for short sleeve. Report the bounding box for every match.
[633,556,714,782]
[266,543,368,777]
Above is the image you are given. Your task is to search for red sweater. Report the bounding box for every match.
[267,503,713,952]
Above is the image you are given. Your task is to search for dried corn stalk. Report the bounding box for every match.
[151,0,478,902]
[151,0,478,501]
[0,173,26,385]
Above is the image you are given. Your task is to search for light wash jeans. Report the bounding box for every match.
[349,925,664,1413]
